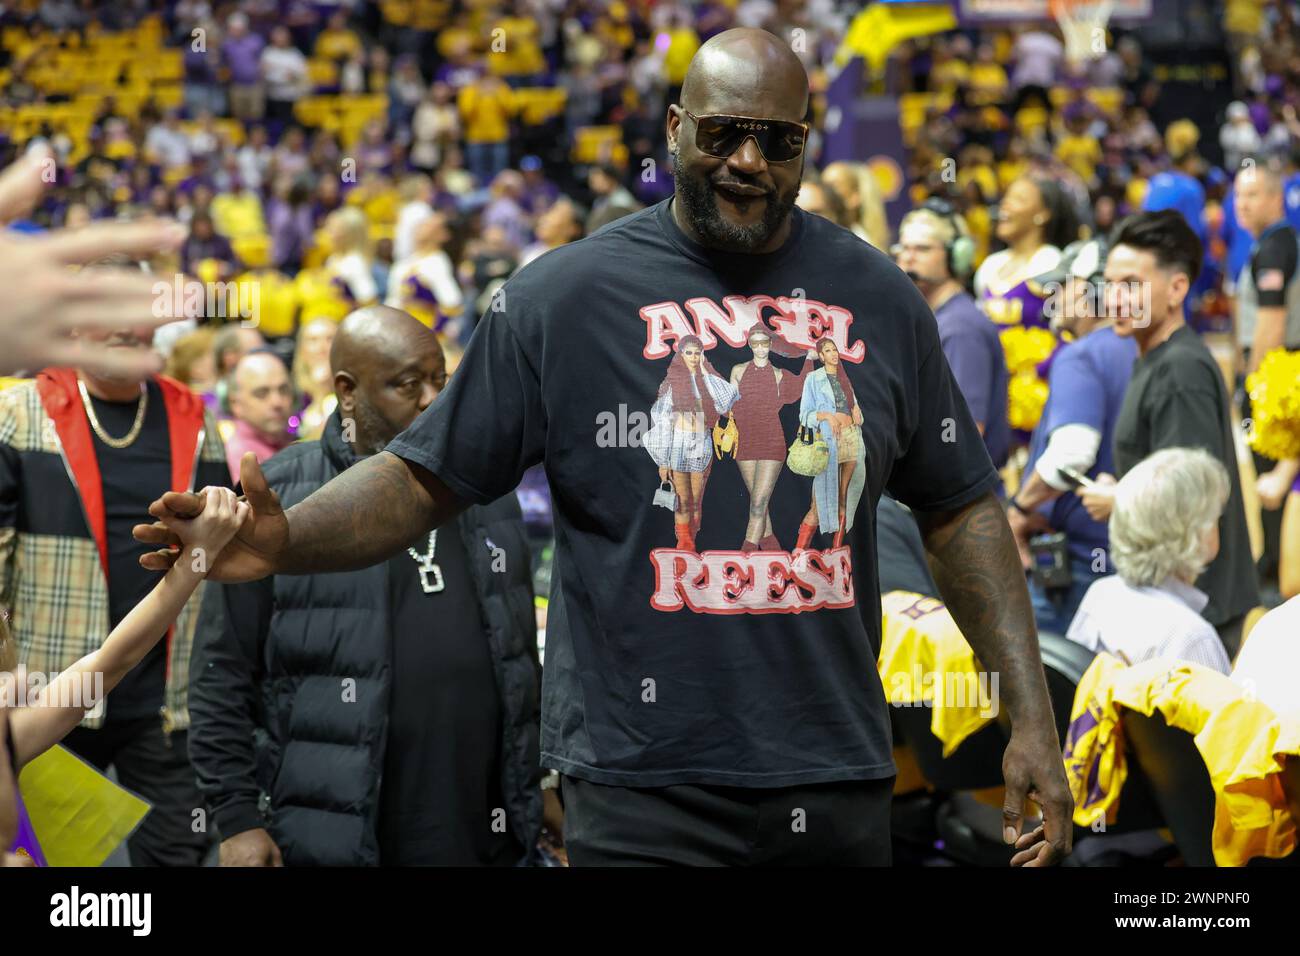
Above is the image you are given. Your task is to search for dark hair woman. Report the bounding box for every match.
[644,335,739,550]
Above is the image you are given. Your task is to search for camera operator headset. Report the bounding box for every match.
[894,198,978,295]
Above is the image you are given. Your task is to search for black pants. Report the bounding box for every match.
[63,717,210,867]
[561,775,895,866]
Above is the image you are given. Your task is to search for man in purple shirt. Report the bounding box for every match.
[895,201,1011,468]
[481,170,531,253]
[223,12,266,121]
[1007,237,1136,635]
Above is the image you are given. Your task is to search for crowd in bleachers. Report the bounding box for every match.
[1,0,1299,868]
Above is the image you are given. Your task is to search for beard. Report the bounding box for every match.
[351,400,403,457]
[672,147,799,253]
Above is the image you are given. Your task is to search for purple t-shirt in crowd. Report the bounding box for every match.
[223,33,266,85]
[1023,325,1137,567]
[935,291,1011,469]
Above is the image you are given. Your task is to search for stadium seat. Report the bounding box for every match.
[1042,633,1167,845]
[1037,630,1095,745]
[891,700,1009,793]
[571,125,625,165]
[513,87,567,126]
[1121,709,1218,866]
[893,690,1014,863]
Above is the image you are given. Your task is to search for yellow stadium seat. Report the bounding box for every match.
[161,164,192,188]
[513,87,567,126]
[214,119,245,146]
[152,85,184,109]
[307,58,338,86]
[1087,87,1124,116]
[571,125,624,165]
[104,140,137,161]
[232,234,271,269]
[294,96,334,126]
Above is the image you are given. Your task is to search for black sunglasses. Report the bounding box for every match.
[683,109,809,164]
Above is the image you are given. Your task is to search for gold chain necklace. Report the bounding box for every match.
[78,378,147,449]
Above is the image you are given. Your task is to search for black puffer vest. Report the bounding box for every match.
[254,412,541,865]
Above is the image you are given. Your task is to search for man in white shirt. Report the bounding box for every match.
[261,26,310,125]
[393,175,436,262]
[1067,447,1234,674]
[1232,596,1300,720]
[1012,28,1063,90]
[1221,101,1262,174]
[144,112,192,169]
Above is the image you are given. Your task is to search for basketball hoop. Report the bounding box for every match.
[1050,0,1115,65]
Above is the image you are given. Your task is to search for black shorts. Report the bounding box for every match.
[561,774,895,866]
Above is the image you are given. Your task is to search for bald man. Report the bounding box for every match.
[223,349,294,478]
[143,30,1071,866]
[188,307,543,866]
[1233,162,1300,375]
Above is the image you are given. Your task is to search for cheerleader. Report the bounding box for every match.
[975,177,1079,435]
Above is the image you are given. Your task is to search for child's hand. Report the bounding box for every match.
[169,487,250,572]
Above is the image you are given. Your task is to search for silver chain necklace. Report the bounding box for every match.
[407,530,444,594]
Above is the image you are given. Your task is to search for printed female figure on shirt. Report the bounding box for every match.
[727,327,815,551]
[795,338,866,552]
[644,335,739,551]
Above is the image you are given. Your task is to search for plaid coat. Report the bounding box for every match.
[0,369,229,732]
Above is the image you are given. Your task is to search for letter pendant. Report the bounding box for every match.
[417,559,445,593]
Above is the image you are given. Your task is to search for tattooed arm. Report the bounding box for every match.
[276,452,463,574]
[914,489,1074,866]
[134,451,468,580]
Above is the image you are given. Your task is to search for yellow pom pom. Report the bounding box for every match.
[1246,348,1300,461]
[1000,325,1057,375]
[1008,370,1049,432]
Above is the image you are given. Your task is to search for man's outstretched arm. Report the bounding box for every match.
[136,451,469,580]
[277,452,463,574]
[913,489,1074,866]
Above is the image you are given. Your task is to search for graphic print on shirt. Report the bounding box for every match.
[639,294,868,615]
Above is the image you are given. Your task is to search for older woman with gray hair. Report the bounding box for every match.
[1065,447,1233,673]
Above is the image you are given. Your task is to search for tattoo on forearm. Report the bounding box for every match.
[278,452,451,574]
[918,491,1051,724]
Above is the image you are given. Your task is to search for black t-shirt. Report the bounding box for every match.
[1112,324,1259,626]
[387,198,998,788]
[378,523,519,865]
[88,381,171,720]
[1250,223,1299,309]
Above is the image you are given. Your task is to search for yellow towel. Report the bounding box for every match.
[1064,653,1300,866]
[879,591,997,758]
[18,745,151,867]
